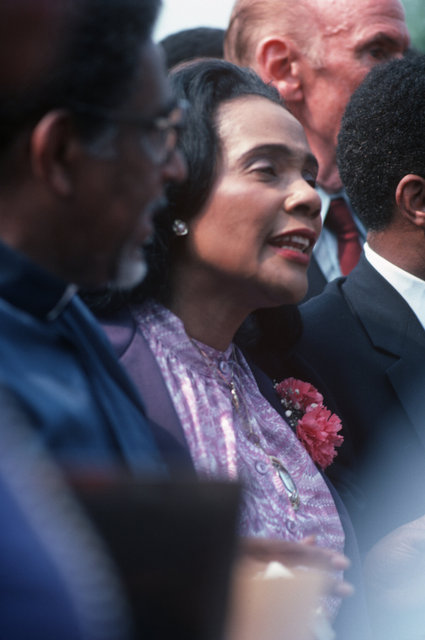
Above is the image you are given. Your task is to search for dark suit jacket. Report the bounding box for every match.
[294,255,425,551]
[304,254,328,301]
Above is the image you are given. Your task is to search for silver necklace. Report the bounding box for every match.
[189,337,300,511]
[189,338,240,410]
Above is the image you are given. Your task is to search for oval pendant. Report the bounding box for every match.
[270,456,300,511]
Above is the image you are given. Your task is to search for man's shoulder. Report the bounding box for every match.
[300,257,380,330]
[296,270,372,365]
[300,277,351,331]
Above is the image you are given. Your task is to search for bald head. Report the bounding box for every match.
[224,0,324,69]
[225,0,407,68]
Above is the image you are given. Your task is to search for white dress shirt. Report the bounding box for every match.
[365,242,425,331]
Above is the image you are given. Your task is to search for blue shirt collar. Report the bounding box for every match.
[0,240,76,320]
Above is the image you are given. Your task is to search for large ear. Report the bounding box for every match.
[30,110,82,197]
[395,174,425,229]
[255,36,303,102]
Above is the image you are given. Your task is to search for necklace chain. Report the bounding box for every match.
[189,337,300,510]
[189,338,240,410]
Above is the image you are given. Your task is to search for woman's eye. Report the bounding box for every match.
[251,163,277,178]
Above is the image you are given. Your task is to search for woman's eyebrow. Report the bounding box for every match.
[238,144,291,166]
[237,144,318,172]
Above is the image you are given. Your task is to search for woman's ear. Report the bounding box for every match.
[30,110,82,197]
[255,36,303,102]
[395,174,425,229]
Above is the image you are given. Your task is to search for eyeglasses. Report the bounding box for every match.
[72,99,188,165]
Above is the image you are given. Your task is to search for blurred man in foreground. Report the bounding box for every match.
[0,0,187,470]
[0,0,189,636]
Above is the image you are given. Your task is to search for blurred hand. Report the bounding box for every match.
[364,514,425,639]
[227,537,351,640]
[239,536,353,599]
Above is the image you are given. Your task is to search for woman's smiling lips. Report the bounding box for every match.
[268,227,317,265]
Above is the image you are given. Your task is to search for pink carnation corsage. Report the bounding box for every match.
[275,377,343,469]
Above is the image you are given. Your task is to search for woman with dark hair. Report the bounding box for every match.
[85,59,365,632]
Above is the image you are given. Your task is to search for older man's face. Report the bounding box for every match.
[303,0,409,162]
[71,41,187,288]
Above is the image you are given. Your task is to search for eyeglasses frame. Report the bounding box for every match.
[70,98,188,164]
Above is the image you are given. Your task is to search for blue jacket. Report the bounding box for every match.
[0,240,190,473]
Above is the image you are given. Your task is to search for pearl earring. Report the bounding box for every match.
[172,219,188,237]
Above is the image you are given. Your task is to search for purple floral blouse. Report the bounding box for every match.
[136,301,345,558]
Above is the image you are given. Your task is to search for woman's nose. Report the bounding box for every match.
[284,179,321,220]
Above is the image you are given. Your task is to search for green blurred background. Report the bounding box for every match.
[402,0,425,52]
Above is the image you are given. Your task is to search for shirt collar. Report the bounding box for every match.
[315,185,366,237]
[364,243,425,330]
[0,240,77,320]
[136,299,235,372]
[316,186,349,224]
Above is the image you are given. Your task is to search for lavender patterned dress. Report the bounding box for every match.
[137,301,344,555]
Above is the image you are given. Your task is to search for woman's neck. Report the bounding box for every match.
[166,274,250,351]
[168,296,242,351]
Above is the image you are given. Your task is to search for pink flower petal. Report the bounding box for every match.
[276,378,343,469]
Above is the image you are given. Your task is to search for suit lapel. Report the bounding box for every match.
[343,256,425,450]
[303,255,327,302]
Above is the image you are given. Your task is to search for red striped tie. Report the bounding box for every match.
[325,198,362,276]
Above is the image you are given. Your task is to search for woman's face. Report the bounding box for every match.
[181,95,322,310]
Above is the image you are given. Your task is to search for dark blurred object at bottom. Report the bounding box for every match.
[73,475,241,640]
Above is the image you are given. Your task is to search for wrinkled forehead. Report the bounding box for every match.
[317,0,407,33]
[314,0,410,64]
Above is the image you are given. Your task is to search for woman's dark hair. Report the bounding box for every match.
[84,58,302,374]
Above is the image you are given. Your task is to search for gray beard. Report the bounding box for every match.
[109,245,147,290]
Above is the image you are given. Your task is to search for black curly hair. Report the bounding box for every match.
[337,53,425,232]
